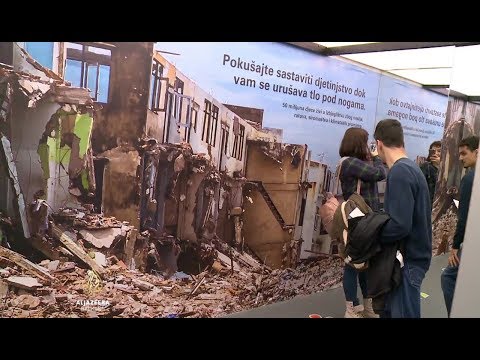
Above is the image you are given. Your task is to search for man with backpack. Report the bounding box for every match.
[373,119,432,318]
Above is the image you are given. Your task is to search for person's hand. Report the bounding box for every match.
[431,154,441,166]
[371,148,379,157]
[448,248,460,267]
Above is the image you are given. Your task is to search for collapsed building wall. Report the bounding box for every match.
[91,42,153,154]
[299,161,323,259]
[243,141,306,268]
[1,73,94,202]
[99,146,140,229]
[88,43,153,229]
[0,42,96,243]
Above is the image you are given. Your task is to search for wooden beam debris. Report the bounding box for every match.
[0,246,54,283]
[51,224,106,278]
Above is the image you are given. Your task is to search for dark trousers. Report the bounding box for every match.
[441,247,462,317]
[343,264,368,305]
[383,263,426,318]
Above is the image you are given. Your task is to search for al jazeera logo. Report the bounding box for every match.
[76,270,110,310]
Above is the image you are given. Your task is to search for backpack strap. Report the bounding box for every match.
[340,201,348,227]
[355,179,361,194]
[335,157,350,195]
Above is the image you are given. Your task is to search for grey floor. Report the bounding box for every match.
[225,254,448,318]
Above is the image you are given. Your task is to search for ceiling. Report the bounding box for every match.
[288,42,480,100]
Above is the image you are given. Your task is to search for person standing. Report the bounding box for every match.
[337,127,387,318]
[420,140,442,207]
[441,135,478,317]
[373,119,432,318]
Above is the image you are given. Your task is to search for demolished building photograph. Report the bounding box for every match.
[2,41,471,319]
[0,42,343,318]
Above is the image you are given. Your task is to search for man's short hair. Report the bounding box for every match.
[459,135,479,152]
[374,119,405,148]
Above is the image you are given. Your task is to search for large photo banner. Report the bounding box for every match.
[156,42,381,170]
[157,42,448,169]
[432,98,480,254]
[154,42,450,265]
[375,75,448,163]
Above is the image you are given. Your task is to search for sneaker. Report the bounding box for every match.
[344,301,365,318]
[362,298,380,318]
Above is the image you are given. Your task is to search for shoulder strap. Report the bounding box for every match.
[355,179,361,194]
[335,157,350,195]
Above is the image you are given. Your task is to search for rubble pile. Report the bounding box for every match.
[1,201,344,318]
[0,244,343,318]
[432,205,457,255]
[243,256,344,307]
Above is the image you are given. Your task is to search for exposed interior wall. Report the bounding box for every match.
[10,97,61,206]
[243,189,291,268]
[263,183,298,225]
[180,172,205,242]
[146,110,165,142]
[299,162,323,258]
[91,42,153,154]
[299,184,317,259]
[100,147,140,229]
[245,142,305,184]
[39,110,95,211]
[243,142,307,268]
[223,104,264,126]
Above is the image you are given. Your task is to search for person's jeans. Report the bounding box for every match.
[343,264,368,305]
[383,262,426,318]
[441,247,462,317]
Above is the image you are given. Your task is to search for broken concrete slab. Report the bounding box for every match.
[93,252,107,267]
[131,278,154,291]
[11,294,41,309]
[6,276,42,291]
[216,250,240,271]
[80,228,122,249]
[47,260,60,271]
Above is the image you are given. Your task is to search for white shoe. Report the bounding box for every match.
[344,301,365,318]
[362,298,380,318]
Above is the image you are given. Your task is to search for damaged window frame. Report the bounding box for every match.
[232,124,245,161]
[164,82,192,143]
[150,60,165,111]
[221,124,230,156]
[187,102,199,143]
[64,42,111,104]
[201,100,219,147]
[314,206,320,231]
